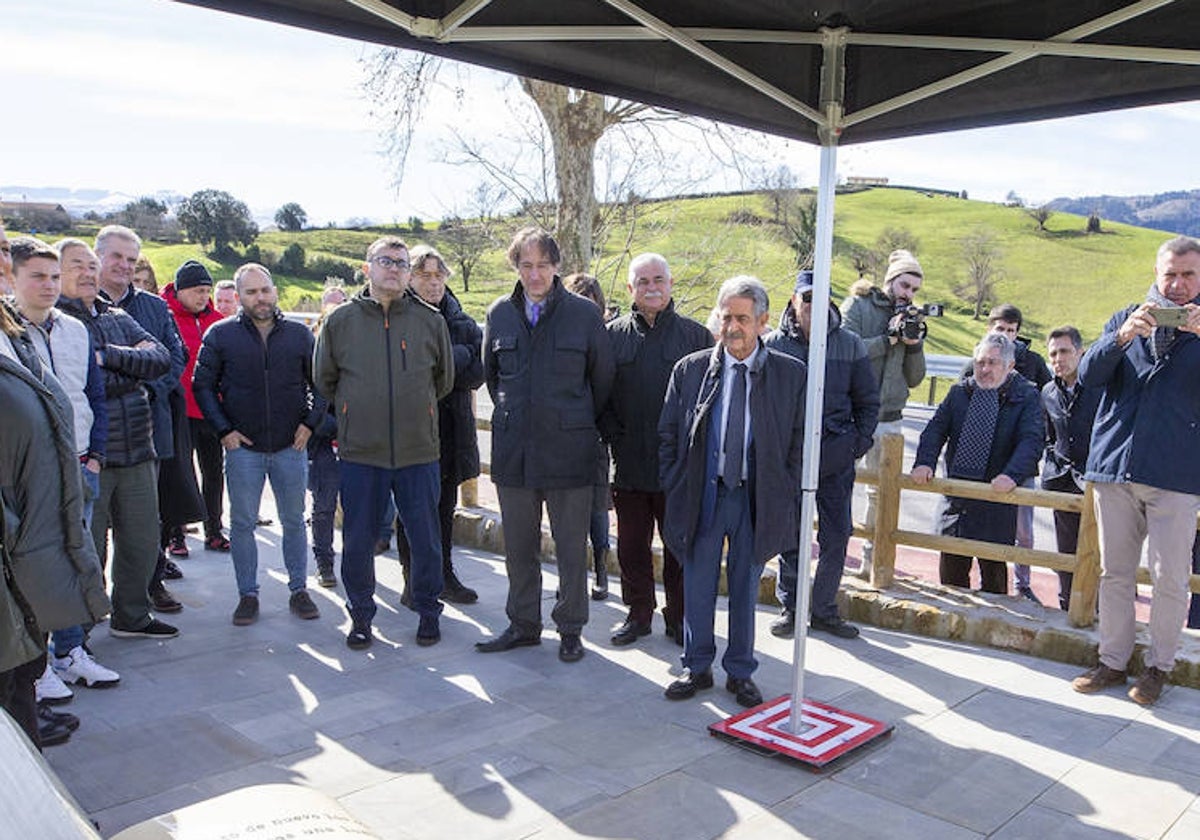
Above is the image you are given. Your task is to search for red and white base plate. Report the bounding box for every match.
[708,695,892,768]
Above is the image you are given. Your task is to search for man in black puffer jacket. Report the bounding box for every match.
[55,239,176,640]
[95,225,190,612]
[194,263,327,629]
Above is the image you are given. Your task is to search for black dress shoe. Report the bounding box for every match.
[559,633,584,662]
[475,626,541,653]
[810,614,860,639]
[37,719,72,747]
[725,677,763,708]
[37,702,80,732]
[664,668,714,700]
[611,618,651,646]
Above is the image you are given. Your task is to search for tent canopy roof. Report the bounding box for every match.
[176,0,1200,144]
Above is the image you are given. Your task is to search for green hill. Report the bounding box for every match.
[45,187,1172,358]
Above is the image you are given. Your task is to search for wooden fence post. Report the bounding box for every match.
[1067,483,1100,628]
[872,433,904,589]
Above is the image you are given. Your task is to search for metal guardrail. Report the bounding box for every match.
[923,353,967,404]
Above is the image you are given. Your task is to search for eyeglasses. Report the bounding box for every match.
[800,292,813,303]
[371,255,410,270]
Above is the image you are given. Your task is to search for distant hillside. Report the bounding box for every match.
[9,187,1172,358]
[1047,190,1200,237]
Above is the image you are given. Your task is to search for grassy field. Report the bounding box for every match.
[25,186,1174,358]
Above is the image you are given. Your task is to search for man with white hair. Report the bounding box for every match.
[659,276,806,708]
[601,253,712,647]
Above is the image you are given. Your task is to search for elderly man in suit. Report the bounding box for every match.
[658,275,807,708]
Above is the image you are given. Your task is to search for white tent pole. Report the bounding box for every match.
[788,24,844,734]
[787,140,837,734]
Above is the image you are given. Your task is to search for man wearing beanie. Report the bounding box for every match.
[841,249,927,579]
[164,261,229,555]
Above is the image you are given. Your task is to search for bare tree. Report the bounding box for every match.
[362,49,771,275]
[759,164,800,225]
[955,227,1004,319]
[438,182,503,292]
[1024,204,1054,231]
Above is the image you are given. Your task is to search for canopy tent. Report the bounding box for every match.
[173,0,1200,738]
[175,1,1200,147]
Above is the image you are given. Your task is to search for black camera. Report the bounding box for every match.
[890,303,944,340]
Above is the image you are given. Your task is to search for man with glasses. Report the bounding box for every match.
[314,238,453,650]
[911,333,1042,596]
[765,271,879,639]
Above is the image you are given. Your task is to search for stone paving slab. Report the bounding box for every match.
[40,511,1200,839]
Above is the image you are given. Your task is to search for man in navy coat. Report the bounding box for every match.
[659,276,806,708]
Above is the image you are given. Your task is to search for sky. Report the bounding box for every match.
[5,0,1200,226]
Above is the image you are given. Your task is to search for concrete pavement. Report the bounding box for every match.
[43,512,1200,839]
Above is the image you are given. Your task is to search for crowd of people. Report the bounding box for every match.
[1,220,1197,756]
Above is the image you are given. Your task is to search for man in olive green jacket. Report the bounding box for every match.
[314,236,453,650]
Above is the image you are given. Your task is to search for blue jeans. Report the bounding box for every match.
[681,484,761,680]
[54,463,102,655]
[225,446,309,597]
[340,460,443,628]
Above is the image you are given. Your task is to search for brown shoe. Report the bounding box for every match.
[1071,663,1127,694]
[1128,666,1167,706]
[149,584,183,614]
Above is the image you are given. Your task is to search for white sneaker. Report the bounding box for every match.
[54,646,120,688]
[35,661,74,704]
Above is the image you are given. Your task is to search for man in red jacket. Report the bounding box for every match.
[163,261,229,552]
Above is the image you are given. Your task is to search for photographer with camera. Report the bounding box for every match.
[841,249,928,577]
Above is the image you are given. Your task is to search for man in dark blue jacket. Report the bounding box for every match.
[1072,236,1200,706]
[95,226,189,612]
[765,271,879,639]
[1040,326,1101,612]
[193,263,327,627]
[660,276,806,708]
[912,333,1043,595]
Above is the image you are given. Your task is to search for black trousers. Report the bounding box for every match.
[940,553,1007,594]
[0,652,45,749]
[190,416,225,536]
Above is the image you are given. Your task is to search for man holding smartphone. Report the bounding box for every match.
[1071,235,1200,706]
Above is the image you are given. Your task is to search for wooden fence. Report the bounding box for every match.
[857,434,1200,629]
